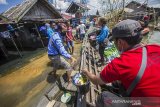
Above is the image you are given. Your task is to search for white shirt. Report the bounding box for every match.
[90,21,94,27]
[78,24,86,34]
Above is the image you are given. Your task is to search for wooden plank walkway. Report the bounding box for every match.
[36,26,104,107]
[77,31,102,107]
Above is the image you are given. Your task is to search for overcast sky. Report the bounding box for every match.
[0,0,101,14]
[0,0,160,14]
[55,0,101,14]
[50,0,160,15]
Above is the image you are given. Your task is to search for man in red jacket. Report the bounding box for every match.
[82,19,160,106]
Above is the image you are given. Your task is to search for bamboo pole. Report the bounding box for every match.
[0,46,8,59]
[91,47,101,92]
[10,34,22,58]
[88,46,96,105]
[153,7,157,28]
[0,37,8,59]
[122,0,125,20]
[1,25,25,58]
[16,24,24,51]
[34,24,45,48]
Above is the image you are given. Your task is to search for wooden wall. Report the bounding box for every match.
[22,1,56,21]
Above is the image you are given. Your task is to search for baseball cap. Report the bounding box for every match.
[39,26,46,32]
[111,19,142,40]
[45,23,50,28]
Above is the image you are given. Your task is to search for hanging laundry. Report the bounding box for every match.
[0,31,11,38]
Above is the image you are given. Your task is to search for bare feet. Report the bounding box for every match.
[66,81,72,90]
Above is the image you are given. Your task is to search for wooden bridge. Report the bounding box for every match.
[36,27,104,107]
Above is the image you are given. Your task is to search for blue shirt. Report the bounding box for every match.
[46,27,54,39]
[40,26,54,39]
[48,32,71,59]
[40,26,47,36]
[96,26,109,43]
[52,28,55,32]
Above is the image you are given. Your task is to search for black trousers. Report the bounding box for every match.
[99,43,105,62]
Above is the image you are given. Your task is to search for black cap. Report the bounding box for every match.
[111,19,142,39]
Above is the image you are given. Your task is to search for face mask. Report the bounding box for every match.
[114,40,124,55]
[118,50,123,55]
[118,45,124,55]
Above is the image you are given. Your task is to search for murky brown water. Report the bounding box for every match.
[0,54,52,107]
[0,43,82,107]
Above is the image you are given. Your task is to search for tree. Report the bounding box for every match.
[98,0,126,28]
[96,10,100,16]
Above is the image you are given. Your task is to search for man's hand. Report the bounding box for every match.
[70,57,76,64]
[81,68,88,75]
[81,68,105,85]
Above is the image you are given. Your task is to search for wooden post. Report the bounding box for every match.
[34,24,45,48]
[121,0,125,20]
[55,0,57,8]
[10,34,22,58]
[88,46,96,105]
[0,47,8,59]
[0,38,8,59]
[153,7,157,28]
[16,23,24,51]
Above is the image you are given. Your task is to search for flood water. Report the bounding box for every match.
[149,30,160,44]
[0,42,82,107]
[0,53,53,107]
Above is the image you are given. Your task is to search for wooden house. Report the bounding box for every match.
[0,15,10,59]
[1,0,62,49]
[66,2,90,15]
[123,1,160,21]
[66,2,90,26]
[0,0,62,61]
